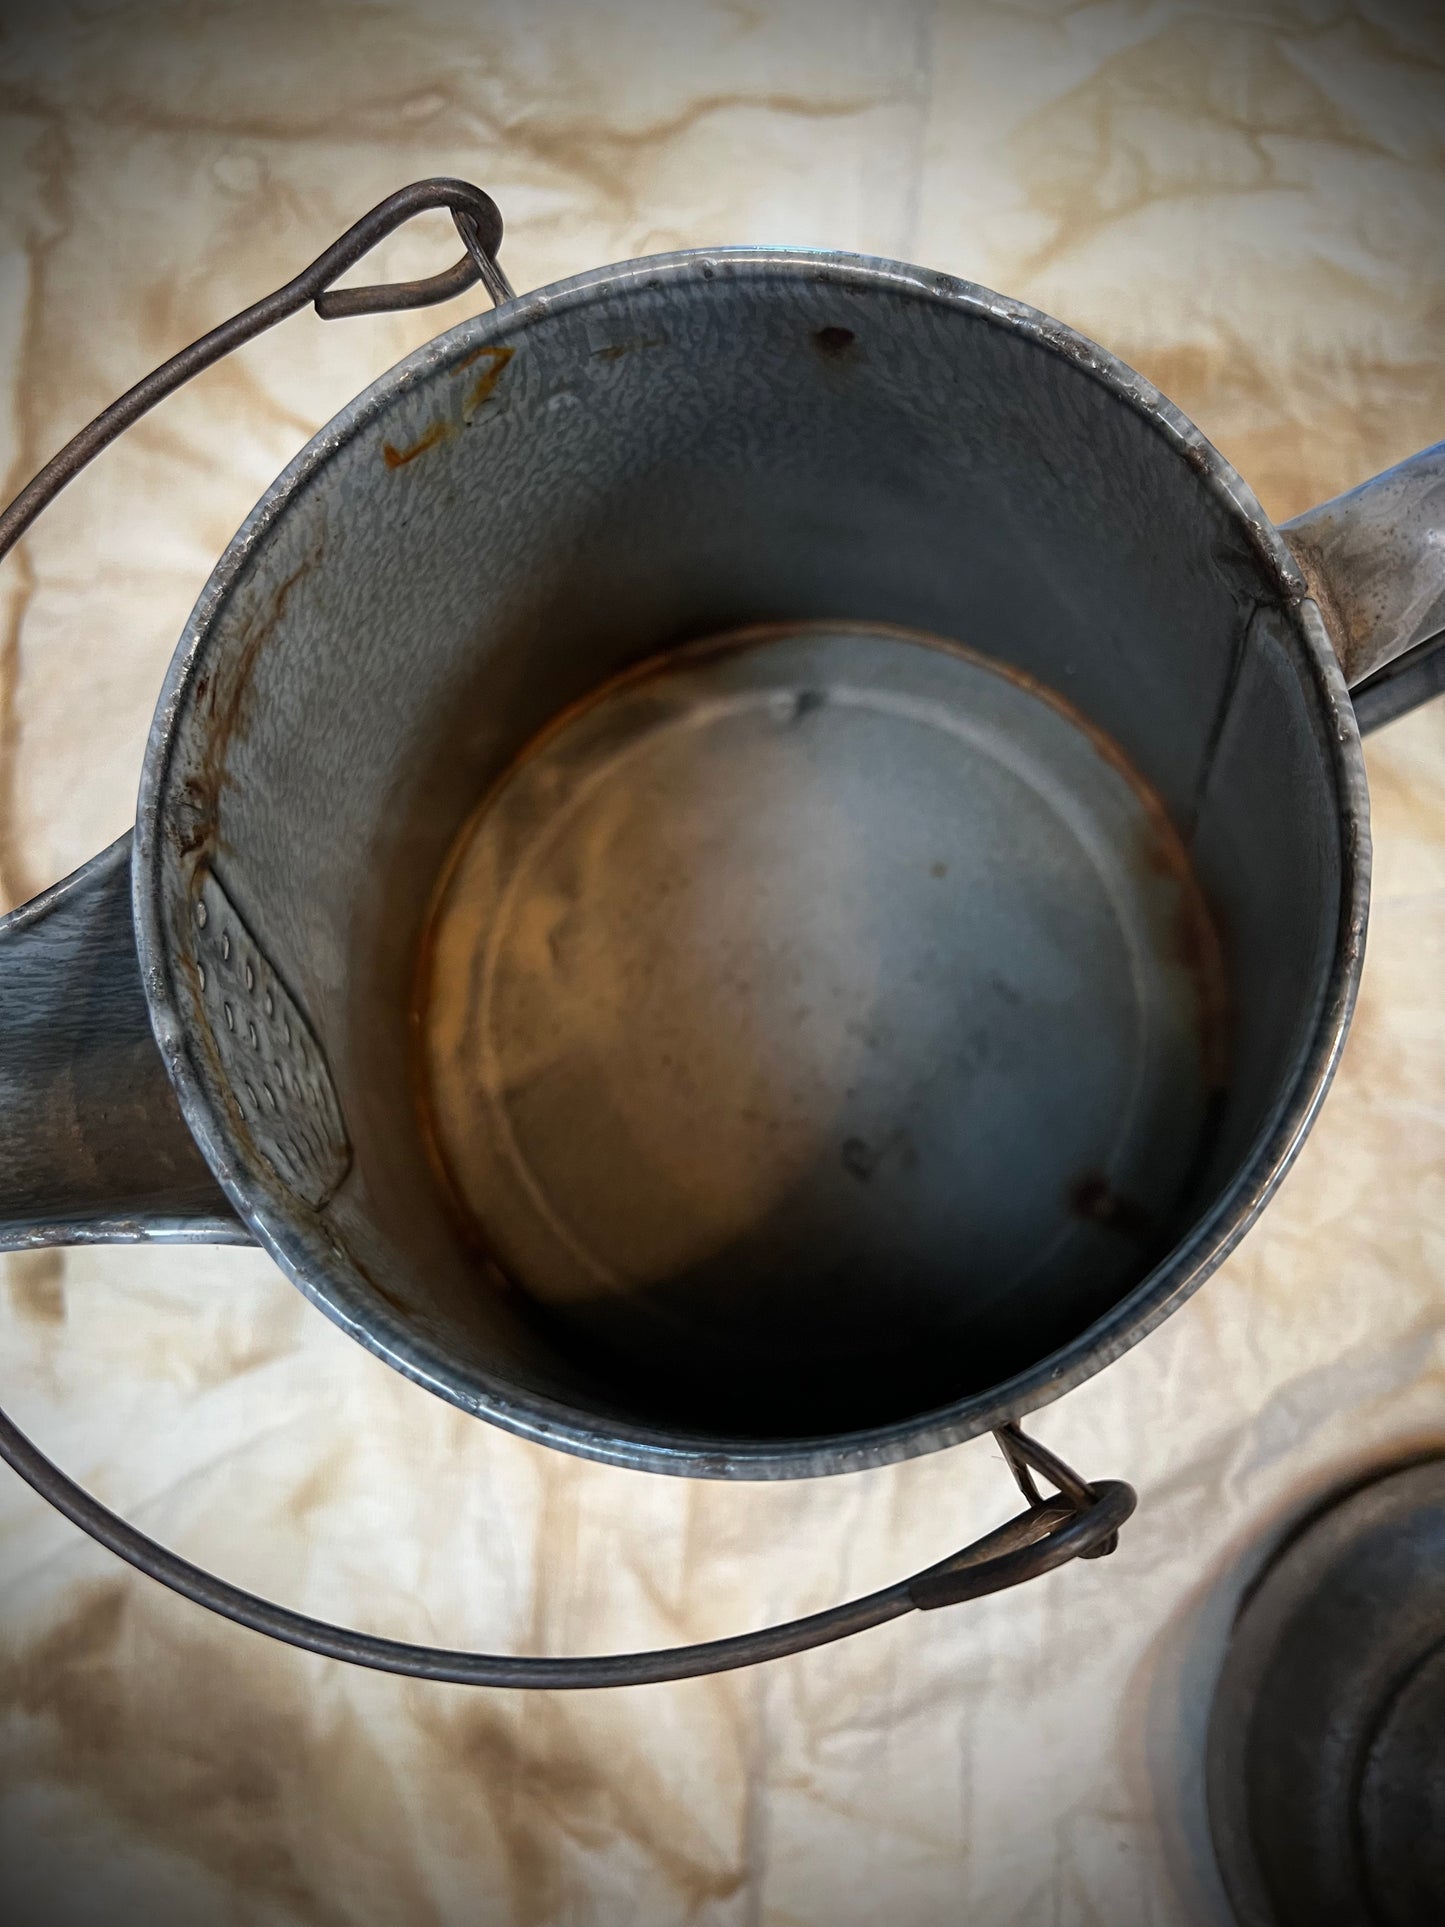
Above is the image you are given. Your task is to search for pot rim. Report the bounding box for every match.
[133,245,1371,1480]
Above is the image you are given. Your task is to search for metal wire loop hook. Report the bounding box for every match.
[0,178,513,575]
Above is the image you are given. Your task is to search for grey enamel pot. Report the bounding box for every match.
[0,180,1440,1687]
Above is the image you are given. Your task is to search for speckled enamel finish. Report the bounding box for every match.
[109,246,1369,1477]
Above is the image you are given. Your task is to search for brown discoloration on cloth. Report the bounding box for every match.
[0,1583,364,1926]
[0,1576,746,1925]
[7,1248,64,1325]
[419,1699,747,1927]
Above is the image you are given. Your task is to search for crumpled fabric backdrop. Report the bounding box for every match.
[1,2,1443,1922]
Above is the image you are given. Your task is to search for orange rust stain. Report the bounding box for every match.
[462,345,514,415]
[383,420,454,468]
[212,556,313,744]
[176,551,321,865]
[591,336,668,362]
[455,341,505,372]
[176,778,213,859]
[346,1247,416,1320]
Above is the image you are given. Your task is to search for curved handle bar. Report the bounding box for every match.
[0,1393,1133,1686]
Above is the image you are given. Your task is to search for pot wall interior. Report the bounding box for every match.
[153,257,1344,1459]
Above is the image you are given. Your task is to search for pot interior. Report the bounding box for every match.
[151,253,1347,1470]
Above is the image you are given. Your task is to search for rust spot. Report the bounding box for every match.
[346,1248,415,1321]
[214,556,314,744]
[1285,528,1354,668]
[1070,1172,1156,1243]
[455,340,504,372]
[930,861,948,879]
[462,345,514,415]
[176,777,216,858]
[1182,441,1213,477]
[382,419,454,468]
[813,325,856,358]
[177,550,321,865]
[591,336,668,362]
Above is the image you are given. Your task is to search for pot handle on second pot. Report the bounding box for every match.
[1283,443,1445,730]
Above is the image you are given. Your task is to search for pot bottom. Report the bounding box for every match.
[419,621,1227,1437]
